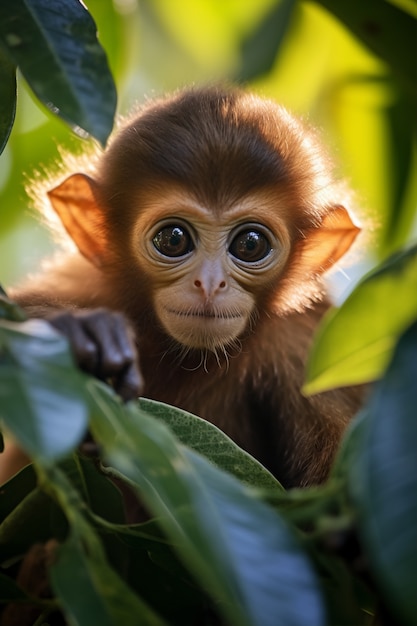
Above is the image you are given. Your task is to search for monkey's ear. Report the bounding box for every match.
[47,173,107,267]
[298,206,360,274]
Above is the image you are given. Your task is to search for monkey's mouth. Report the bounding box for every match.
[159,304,249,349]
[165,307,243,320]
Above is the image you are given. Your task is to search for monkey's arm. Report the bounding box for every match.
[10,256,143,402]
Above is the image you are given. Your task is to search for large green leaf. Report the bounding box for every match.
[304,245,417,393]
[88,382,325,626]
[0,319,88,460]
[43,466,167,626]
[138,398,283,491]
[0,0,116,145]
[316,0,417,91]
[349,321,417,625]
[0,52,16,155]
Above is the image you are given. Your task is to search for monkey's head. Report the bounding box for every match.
[47,86,360,353]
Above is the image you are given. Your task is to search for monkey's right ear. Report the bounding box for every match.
[47,174,107,267]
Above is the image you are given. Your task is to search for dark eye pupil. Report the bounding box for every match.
[153,225,193,257]
[229,230,271,262]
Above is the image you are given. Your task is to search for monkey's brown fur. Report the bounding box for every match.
[10,86,363,488]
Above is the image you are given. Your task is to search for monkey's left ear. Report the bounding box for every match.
[298,206,360,274]
[48,173,107,267]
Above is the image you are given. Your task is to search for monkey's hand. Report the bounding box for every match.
[48,309,144,402]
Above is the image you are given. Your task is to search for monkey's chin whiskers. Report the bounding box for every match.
[164,306,243,320]
[160,304,248,353]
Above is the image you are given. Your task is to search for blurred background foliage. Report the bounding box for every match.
[0,0,416,290]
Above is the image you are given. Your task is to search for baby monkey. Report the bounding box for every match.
[9,86,362,488]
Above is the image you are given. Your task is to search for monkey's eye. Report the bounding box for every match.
[229,228,272,263]
[152,225,194,257]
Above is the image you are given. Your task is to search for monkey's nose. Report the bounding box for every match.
[193,278,227,298]
[193,258,228,298]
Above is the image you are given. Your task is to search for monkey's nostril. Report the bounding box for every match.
[219,281,226,289]
[194,279,202,288]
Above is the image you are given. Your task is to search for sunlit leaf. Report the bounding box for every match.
[89,382,325,626]
[138,398,283,491]
[349,321,417,625]
[316,0,417,90]
[0,319,88,460]
[304,245,417,393]
[0,52,16,155]
[237,0,297,81]
[0,0,117,144]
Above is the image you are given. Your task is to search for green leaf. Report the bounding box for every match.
[236,0,297,81]
[138,398,283,491]
[304,245,417,393]
[0,51,16,155]
[0,290,27,322]
[85,515,211,622]
[349,321,417,625]
[316,0,417,91]
[0,0,117,145]
[0,487,66,563]
[63,455,126,524]
[0,464,36,523]
[89,382,325,626]
[382,89,417,255]
[0,319,88,461]
[52,530,167,626]
[330,411,368,481]
[43,466,167,626]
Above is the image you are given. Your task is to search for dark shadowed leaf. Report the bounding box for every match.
[349,321,417,625]
[304,245,417,393]
[138,398,283,491]
[88,382,325,626]
[0,319,88,460]
[236,0,297,81]
[316,0,417,91]
[0,52,16,155]
[0,464,36,523]
[0,0,117,144]
[382,90,417,255]
[0,571,30,602]
[63,455,126,524]
[0,487,66,563]
[45,466,167,626]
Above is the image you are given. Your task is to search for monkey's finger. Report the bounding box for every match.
[81,311,144,400]
[83,312,144,400]
[82,311,137,377]
[108,314,145,399]
[114,362,145,401]
[49,312,99,373]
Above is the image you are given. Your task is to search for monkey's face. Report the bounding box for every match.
[133,190,291,351]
